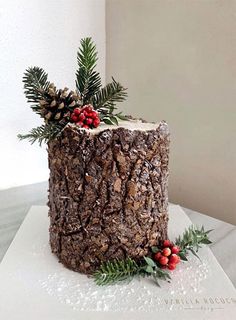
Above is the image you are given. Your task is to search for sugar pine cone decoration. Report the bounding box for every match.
[39,83,82,122]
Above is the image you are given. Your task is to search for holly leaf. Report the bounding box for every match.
[179,252,188,261]
[144,257,156,268]
[103,117,114,125]
[116,112,128,120]
[151,246,159,254]
[110,116,119,125]
[201,238,212,245]
[145,265,154,274]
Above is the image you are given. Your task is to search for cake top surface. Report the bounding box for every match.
[69,119,161,135]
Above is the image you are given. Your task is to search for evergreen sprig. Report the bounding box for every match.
[19,37,128,145]
[94,257,141,286]
[175,225,212,261]
[93,256,170,286]
[76,38,127,122]
[23,67,50,114]
[92,77,127,110]
[92,77,128,124]
[93,225,213,287]
[17,123,63,146]
[76,37,101,104]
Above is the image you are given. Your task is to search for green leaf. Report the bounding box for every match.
[175,225,212,261]
[103,117,115,125]
[116,112,128,120]
[145,265,154,274]
[75,37,101,103]
[153,267,171,284]
[201,239,212,244]
[110,116,119,125]
[178,252,188,261]
[151,246,159,254]
[144,257,156,268]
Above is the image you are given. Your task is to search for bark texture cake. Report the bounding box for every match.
[18,37,170,276]
[48,120,170,274]
[18,37,213,286]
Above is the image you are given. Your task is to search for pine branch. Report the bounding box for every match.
[93,225,213,287]
[75,37,101,103]
[75,38,127,124]
[92,77,127,111]
[93,256,170,286]
[23,67,50,114]
[175,225,212,261]
[17,123,63,146]
[94,258,140,286]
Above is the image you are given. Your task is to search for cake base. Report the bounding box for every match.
[48,120,170,274]
[1,205,236,319]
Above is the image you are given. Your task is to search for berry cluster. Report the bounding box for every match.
[70,104,100,129]
[154,240,181,271]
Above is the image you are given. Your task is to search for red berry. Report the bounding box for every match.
[82,124,89,129]
[154,251,161,261]
[90,111,98,119]
[168,263,176,271]
[74,108,81,116]
[162,247,171,257]
[161,265,167,269]
[163,240,172,247]
[76,121,83,127]
[93,118,100,128]
[158,256,169,266]
[171,246,180,254]
[78,113,86,122]
[169,254,180,265]
[83,110,88,117]
[70,113,78,122]
[86,118,93,125]
[84,104,93,112]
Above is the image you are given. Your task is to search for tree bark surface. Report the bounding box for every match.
[48,120,170,274]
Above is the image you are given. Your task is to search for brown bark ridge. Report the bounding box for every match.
[48,120,170,274]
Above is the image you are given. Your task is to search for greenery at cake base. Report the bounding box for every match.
[93,225,212,287]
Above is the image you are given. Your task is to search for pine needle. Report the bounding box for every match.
[93,225,213,287]
[94,258,140,286]
[19,37,128,145]
[23,67,50,112]
[175,225,212,261]
[93,257,171,286]
[17,123,63,146]
[76,37,101,103]
[92,77,127,110]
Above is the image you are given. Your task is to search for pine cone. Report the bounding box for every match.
[39,83,82,122]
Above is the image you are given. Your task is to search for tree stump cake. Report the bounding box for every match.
[48,119,170,274]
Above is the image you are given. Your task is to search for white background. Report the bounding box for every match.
[0,0,105,189]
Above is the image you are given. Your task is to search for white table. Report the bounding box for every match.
[0,204,235,320]
[0,182,235,287]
